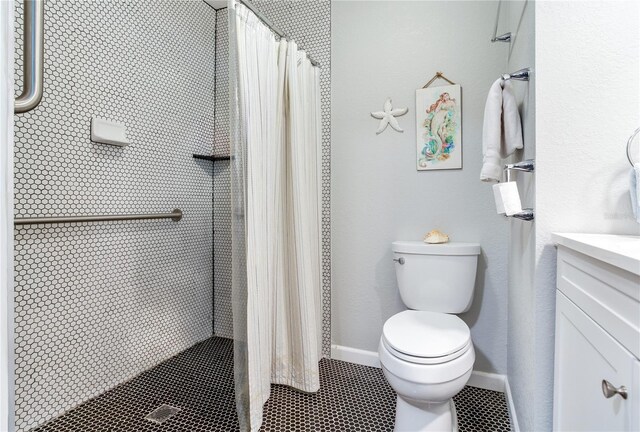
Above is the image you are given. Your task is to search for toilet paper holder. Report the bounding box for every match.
[504,159,534,182]
[504,159,534,172]
[502,160,535,221]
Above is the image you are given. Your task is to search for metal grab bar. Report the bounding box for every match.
[506,209,534,221]
[490,0,511,43]
[504,159,535,173]
[504,159,535,182]
[502,68,531,82]
[14,209,183,225]
[15,0,44,113]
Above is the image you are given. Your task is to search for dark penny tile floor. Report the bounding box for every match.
[31,337,510,431]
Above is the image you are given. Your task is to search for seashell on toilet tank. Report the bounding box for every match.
[423,230,449,244]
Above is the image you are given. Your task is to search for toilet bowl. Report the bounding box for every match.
[379,310,475,431]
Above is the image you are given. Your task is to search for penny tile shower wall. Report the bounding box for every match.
[13,1,216,430]
[212,2,332,355]
[212,9,233,339]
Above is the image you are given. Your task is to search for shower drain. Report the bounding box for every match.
[144,404,182,424]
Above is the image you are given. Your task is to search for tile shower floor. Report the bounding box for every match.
[31,337,511,432]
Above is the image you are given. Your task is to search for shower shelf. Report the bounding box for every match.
[193,154,231,162]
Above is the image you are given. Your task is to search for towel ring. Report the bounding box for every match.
[627,127,640,166]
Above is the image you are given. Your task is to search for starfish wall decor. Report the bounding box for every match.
[371,98,409,134]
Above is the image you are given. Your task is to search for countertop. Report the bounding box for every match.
[552,233,640,276]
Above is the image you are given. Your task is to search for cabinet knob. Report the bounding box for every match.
[602,380,628,400]
[393,257,405,265]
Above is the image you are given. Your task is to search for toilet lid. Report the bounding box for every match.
[382,311,470,358]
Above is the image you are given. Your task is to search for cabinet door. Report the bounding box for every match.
[554,292,639,431]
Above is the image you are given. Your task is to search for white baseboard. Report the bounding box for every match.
[330,344,507,392]
[466,370,505,392]
[331,344,381,368]
[504,376,520,432]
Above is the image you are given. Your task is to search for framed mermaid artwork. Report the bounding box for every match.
[416,84,462,171]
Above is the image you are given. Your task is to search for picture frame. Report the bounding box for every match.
[416,84,462,171]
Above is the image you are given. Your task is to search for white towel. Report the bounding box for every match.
[480,79,524,182]
[630,163,640,223]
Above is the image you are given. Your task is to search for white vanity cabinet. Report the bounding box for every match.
[553,233,640,432]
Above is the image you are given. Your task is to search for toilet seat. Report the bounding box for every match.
[379,335,475,385]
[381,337,472,365]
[382,310,471,365]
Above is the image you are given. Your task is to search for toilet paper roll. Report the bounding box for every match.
[493,182,523,216]
[493,184,506,214]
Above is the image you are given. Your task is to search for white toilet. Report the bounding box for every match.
[379,241,481,432]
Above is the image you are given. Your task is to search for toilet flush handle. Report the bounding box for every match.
[393,257,405,265]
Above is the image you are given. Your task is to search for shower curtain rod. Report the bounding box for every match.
[236,0,320,68]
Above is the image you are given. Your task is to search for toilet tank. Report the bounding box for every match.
[392,241,481,313]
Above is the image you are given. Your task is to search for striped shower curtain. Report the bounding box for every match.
[229,2,322,431]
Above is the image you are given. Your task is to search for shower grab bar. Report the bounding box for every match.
[14,209,183,225]
[15,0,45,113]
